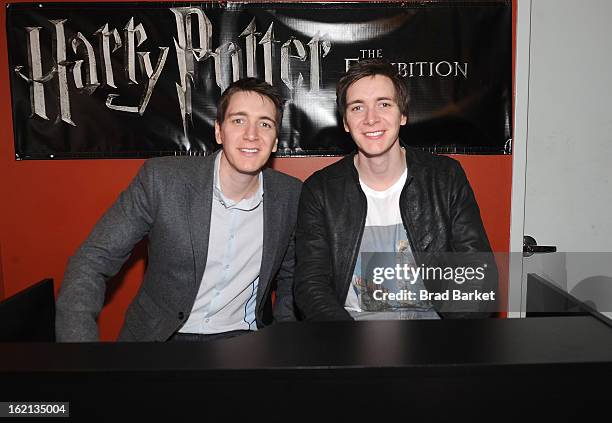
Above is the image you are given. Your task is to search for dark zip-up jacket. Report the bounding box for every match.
[294,146,498,320]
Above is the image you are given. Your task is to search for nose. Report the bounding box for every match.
[244,122,259,141]
[364,107,378,125]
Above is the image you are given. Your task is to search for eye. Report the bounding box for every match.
[350,105,363,112]
[379,102,392,108]
[260,121,274,129]
[232,117,245,124]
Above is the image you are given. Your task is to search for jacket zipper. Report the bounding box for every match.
[399,176,418,256]
[341,181,368,304]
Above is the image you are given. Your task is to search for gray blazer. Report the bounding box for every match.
[56,152,302,342]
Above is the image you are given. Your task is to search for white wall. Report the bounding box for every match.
[525,0,612,253]
[513,0,612,317]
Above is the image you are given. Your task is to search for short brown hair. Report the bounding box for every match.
[336,58,409,120]
[216,78,285,134]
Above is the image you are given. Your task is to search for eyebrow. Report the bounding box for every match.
[227,111,276,123]
[346,97,396,106]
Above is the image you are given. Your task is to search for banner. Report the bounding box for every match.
[7,1,512,159]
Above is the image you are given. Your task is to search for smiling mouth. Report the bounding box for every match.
[364,130,384,138]
[239,148,259,153]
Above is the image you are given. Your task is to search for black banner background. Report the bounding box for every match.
[7,1,512,159]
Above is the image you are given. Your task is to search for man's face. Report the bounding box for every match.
[215,90,278,176]
[343,74,407,158]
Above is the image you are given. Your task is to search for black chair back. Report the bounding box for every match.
[0,278,55,342]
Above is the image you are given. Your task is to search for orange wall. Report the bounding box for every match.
[0,0,514,339]
[0,243,4,299]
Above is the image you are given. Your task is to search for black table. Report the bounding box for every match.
[1,317,612,421]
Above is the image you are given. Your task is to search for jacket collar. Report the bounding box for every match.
[184,149,277,201]
[184,149,220,196]
[341,142,430,185]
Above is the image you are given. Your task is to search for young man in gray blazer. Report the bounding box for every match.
[56,78,302,342]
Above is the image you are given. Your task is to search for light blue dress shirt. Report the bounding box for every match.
[180,152,264,334]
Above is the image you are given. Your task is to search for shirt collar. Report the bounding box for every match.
[213,151,264,211]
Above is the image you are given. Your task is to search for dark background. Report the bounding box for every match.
[7,1,511,158]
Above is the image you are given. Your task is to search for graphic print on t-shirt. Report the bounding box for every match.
[344,168,435,314]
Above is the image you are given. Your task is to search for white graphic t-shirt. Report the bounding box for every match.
[344,168,439,320]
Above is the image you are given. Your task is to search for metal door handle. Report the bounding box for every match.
[523,235,557,257]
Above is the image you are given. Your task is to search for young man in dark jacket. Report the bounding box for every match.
[294,59,498,321]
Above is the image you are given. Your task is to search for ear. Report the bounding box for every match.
[272,138,278,153]
[343,118,350,133]
[400,114,407,126]
[214,121,223,145]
